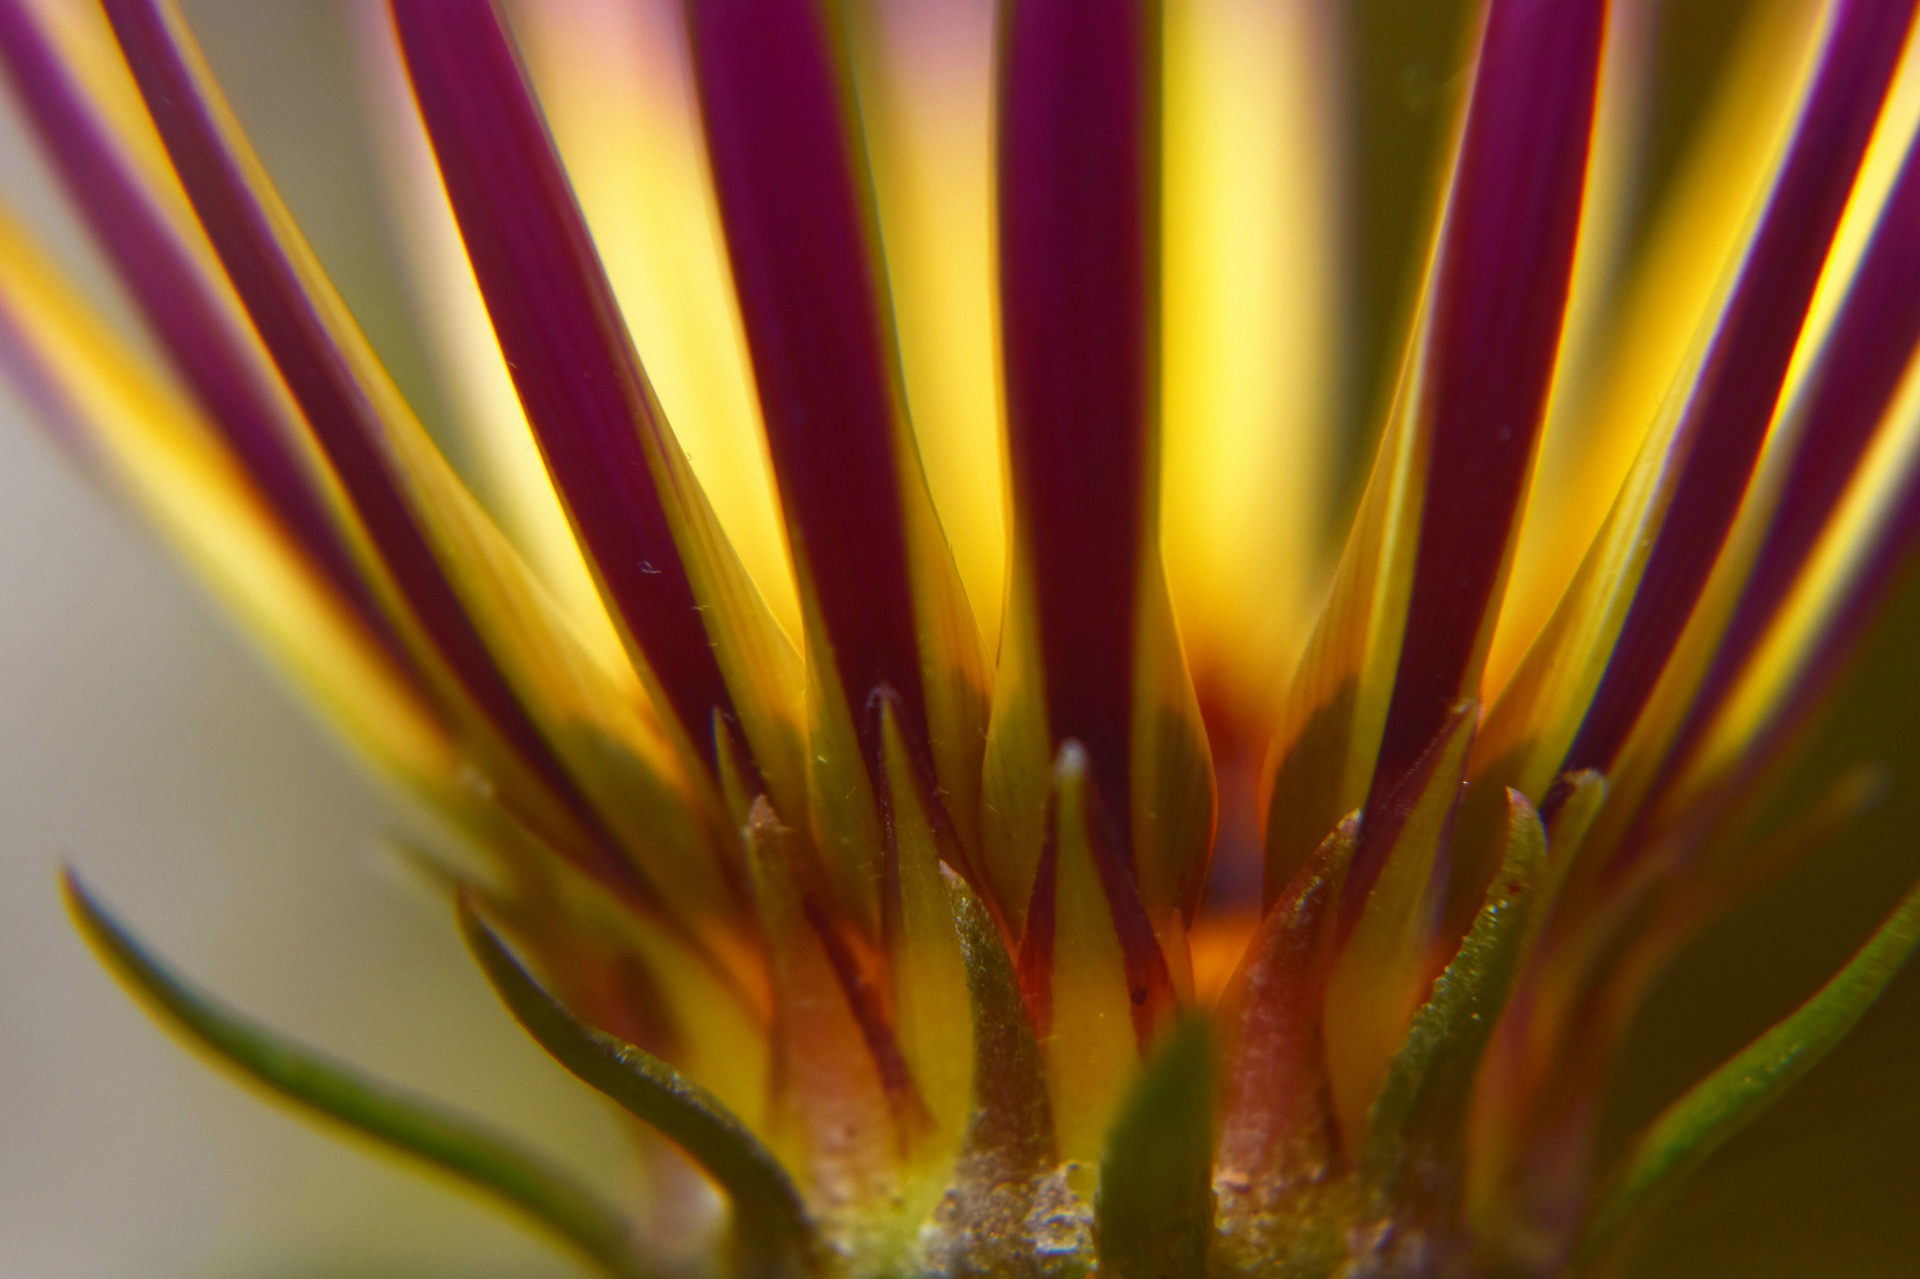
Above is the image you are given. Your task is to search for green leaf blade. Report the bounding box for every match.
[1096,1017,1218,1279]
[61,868,649,1278]
[1576,876,1920,1268]
[457,899,819,1277]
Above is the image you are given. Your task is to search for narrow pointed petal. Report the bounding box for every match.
[1576,877,1920,1268]
[876,698,973,1151]
[997,0,1152,813]
[510,0,799,639]
[1031,743,1175,1177]
[99,0,654,892]
[390,0,746,758]
[1263,0,1606,882]
[1366,0,1608,799]
[459,900,819,1276]
[1363,792,1546,1219]
[1323,703,1476,1154]
[685,0,981,766]
[1673,141,1920,779]
[1095,1018,1217,1279]
[354,3,626,676]
[845,0,1006,643]
[687,0,989,932]
[0,215,465,823]
[1559,0,1919,779]
[994,0,1213,918]
[1489,0,1828,697]
[0,0,391,653]
[1215,816,1355,1263]
[1693,455,1920,797]
[65,872,654,1279]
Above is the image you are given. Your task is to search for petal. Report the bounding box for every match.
[1323,702,1476,1155]
[876,697,973,1156]
[1160,0,1341,738]
[510,0,799,640]
[844,0,1006,645]
[1263,0,1608,887]
[1486,0,1826,697]
[0,212,455,813]
[102,0,663,893]
[744,800,918,1208]
[1559,0,1917,780]
[0,0,393,653]
[393,0,746,760]
[1022,742,1174,1184]
[994,0,1214,919]
[687,0,990,924]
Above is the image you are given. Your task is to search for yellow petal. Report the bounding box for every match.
[510,0,799,639]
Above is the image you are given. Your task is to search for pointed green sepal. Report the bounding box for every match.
[1364,790,1547,1214]
[457,899,820,1277]
[61,868,652,1279]
[1575,876,1920,1269]
[922,866,1091,1276]
[1096,1017,1218,1279]
[945,864,1056,1177]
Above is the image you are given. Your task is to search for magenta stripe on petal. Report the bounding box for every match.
[1367,0,1607,806]
[1563,0,1919,778]
[686,0,924,752]
[392,0,732,757]
[1714,470,1920,823]
[0,0,395,653]
[1675,139,1920,774]
[998,0,1156,829]
[101,0,640,890]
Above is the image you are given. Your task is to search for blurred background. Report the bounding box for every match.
[1,0,1917,1275]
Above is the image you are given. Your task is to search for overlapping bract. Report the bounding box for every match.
[6,0,1920,1276]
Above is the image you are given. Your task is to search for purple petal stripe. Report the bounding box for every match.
[391,0,734,758]
[1562,0,1920,778]
[998,0,1156,834]
[1367,0,1607,805]
[0,0,399,659]
[1673,140,1920,773]
[101,0,641,891]
[686,0,925,754]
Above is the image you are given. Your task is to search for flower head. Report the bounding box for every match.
[4,0,1920,1275]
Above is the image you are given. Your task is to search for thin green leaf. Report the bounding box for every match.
[1364,789,1547,1214]
[457,898,820,1278]
[1576,876,1920,1269]
[61,868,650,1278]
[1096,1017,1218,1279]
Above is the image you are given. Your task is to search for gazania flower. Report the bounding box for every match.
[5,0,1920,1273]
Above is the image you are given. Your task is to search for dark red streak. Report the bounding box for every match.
[1562,0,1918,778]
[102,0,643,891]
[1367,0,1606,814]
[0,0,402,663]
[392,0,733,760]
[1670,141,1920,778]
[998,0,1155,835]
[686,0,926,757]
